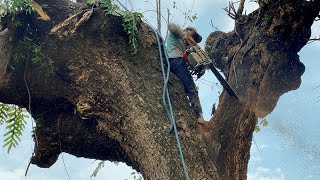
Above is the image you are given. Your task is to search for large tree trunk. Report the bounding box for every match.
[0,0,319,179]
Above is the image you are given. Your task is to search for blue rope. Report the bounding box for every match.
[151,25,190,180]
[114,1,189,179]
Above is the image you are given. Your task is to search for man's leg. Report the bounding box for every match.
[169,58,204,119]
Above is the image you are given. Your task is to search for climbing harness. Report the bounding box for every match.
[114,1,190,179]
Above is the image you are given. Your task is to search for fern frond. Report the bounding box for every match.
[93,0,142,54]
[90,160,105,178]
[0,103,9,125]
[2,106,28,153]
[122,12,143,54]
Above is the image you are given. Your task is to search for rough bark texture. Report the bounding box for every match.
[0,0,319,179]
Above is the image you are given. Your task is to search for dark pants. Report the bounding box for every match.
[169,57,203,118]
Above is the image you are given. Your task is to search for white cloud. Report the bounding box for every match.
[0,168,25,180]
[305,174,313,180]
[259,144,270,149]
[0,168,61,180]
[248,167,285,180]
[250,156,262,162]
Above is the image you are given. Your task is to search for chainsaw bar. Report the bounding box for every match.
[209,65,239,99]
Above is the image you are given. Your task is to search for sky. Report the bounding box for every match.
[1,0,320,180]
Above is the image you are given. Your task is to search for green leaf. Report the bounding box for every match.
[7,112,15,118]
[254,125,260,133]
[12,137,19,146]
[3,130,14,138]
[3,139,11,148]
[5,123,15,130]
[260,119,269,127]
[0,0,34,24]
[14,134,22,142]
[7,143,13,153]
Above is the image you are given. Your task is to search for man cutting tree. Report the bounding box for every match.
[167,23,206,125]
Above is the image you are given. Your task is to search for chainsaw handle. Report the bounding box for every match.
[185,36,198,46]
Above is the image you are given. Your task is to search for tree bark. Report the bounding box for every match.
[0,0,319,179]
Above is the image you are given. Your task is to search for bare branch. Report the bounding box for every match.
[223,7,236,20]
[307,35,320,44]
[230,1,237,15]
[156,0,161,33]
[237,0,246,15]
[165,8,170,42]
[209,19,221,31]
[127,0,134,10]
[224,1,241,20]
[144,0,156,9]
[141,9,168,25]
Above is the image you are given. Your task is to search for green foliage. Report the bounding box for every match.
[10,37,53,75]
[172,1,198,25]
[9,25,53,75]
[0,0,34,23]
[1,0,52,74]
[87,0,119,14]
[34,115,44,128]
[122,12,142,54]
[254,119,269,133]
[188,13,197,23]
[125,172,143,180]
[0,103,29,153]
[87,0,142,54]
[195,85,199,91]
[90,160,122,179]
[260,119,268,127]
[254,125,261,133]
[90,160,105,178]
[100,0,120,16]
[0,103,10,125]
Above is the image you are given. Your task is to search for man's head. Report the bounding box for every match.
[184,26,202,43]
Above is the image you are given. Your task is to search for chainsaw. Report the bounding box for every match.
[185,37,239,98]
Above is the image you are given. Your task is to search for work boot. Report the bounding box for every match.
[196,112,206,125]
[197,117,207,125]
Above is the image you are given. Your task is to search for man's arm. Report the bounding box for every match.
[168,23,186,39]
